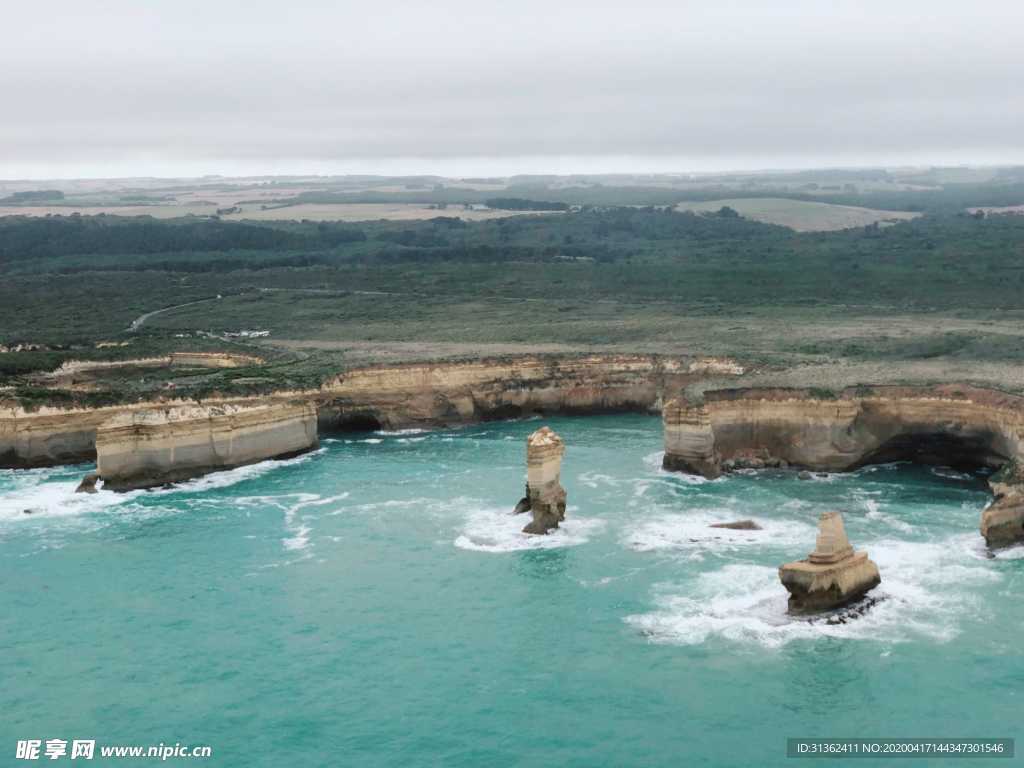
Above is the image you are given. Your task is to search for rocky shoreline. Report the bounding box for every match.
[4,355,1024,549]
[662,384,1024,547]
[2,354,742,488]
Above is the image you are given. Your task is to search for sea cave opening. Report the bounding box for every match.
[328,414,383,433]
[849,432,1007,474]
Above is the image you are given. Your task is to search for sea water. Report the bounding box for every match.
[2,415,1022,766]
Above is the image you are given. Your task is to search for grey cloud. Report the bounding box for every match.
[2,0,1023,176]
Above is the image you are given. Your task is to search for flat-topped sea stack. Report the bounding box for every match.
[93,402,319,491]
[515,426,568,535]
[779,511,881,614]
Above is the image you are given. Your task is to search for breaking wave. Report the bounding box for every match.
[625,533,1000,648]
[455,505,604,553]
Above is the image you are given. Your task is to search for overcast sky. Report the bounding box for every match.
[2,0,1022,179]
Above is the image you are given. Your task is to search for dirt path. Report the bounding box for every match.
[128,296,225,331]
[129,285,620,332]
[128,288,408,331]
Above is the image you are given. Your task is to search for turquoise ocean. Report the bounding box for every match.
[2,415,1022,766]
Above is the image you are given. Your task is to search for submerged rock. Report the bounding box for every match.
[778,511,881,615]
[516,426,567,535]
[709,520,762,530]
[75,473,100,494]
[797,471,813,481]
[806,596,884,625]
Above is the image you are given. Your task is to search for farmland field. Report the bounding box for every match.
[679,197,921,231]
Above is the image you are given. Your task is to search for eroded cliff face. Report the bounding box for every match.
[664,384,1024,476]
[96,402,319,491]
[663,384,1024,547]
[1,355,745,487]
[0,404,117,468]
[661,400,720,478]
[981,459,1024,547]
[317,355,742,431]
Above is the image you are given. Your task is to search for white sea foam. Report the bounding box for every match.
[625,533,1001,648]
[781,498,814,511]
[0,477,130,522]
[853,462,904,474]
[235,491,349,552]
[991,543,1024,559]
[641,451,719,484]
[642,451,664,472]
[929,467,972,481]
[627,481,651,507]
[578,471,619,488]
[454,506,604,553]
[852,490,914,533]
[138,448,327,498]
[641,450,713,479]
[0,451,326,529]
[376,428,427,436]
[624,509,816,554]
[283,525,311,550]
[267,492,349,551]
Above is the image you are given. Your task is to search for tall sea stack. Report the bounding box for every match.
[778,511,881,614]
[514,426,567,535]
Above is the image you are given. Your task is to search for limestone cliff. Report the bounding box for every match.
[1,354,743,472]
[317,354,743,432]
[0,404,116,468]
[664,384,1024,476]
[514,426,568,535]
[663,383,1024,546]
[661,398,720,478]
[95,402,319,491]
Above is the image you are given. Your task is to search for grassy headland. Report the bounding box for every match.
[3,173,1024,406]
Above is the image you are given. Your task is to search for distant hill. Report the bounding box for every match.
[0,189,65,204]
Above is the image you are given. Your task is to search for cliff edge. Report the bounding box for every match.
[95,402,319,491]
